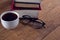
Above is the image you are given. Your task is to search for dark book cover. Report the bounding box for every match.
[11,0,41,10]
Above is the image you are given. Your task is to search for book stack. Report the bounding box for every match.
[12,0,41,10]
[11,0,41,18]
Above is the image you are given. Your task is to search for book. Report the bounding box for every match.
[14,2,40,10]
[11,0,41,10]
[15,3,39,8]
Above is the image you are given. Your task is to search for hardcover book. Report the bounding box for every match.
[11,0,41,10]
[11,0,41,18]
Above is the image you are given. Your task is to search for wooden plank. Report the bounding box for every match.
[0,0,11,10]
[0,0,60,40]
[43,26,60,40]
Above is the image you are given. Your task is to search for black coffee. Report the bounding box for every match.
[2,13,17,21]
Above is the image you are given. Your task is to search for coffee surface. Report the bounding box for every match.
[2,13,17,21]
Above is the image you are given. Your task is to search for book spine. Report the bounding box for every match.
[11,0,14,10]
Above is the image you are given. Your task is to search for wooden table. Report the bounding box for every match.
[0,0,60,40]
[0,21,58,40]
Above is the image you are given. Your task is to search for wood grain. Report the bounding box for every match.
[0,0,60,40]
[43,26,60,40]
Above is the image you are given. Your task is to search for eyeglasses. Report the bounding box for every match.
[20,15,45,29]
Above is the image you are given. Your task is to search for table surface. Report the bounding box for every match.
[0,0,60,40]
[0,22,58,40]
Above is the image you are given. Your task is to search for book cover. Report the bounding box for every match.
[11,0,41,10]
